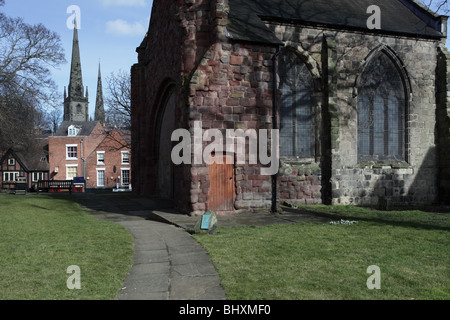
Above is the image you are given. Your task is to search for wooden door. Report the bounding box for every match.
[208,155,235,212]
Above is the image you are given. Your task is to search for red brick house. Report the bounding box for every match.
[48,121,131,190]
[85,128,131,189]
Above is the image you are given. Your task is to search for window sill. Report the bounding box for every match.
[279,159,321,175]
[356,160,410,169]
[280,157,315,164]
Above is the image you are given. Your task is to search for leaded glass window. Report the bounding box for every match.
[279,50,314,158]
[358,53,406,161]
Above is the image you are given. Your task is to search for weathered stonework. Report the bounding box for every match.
[132,0,450,214]
[437,45,450,204]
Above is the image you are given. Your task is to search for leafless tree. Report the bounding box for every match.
[46,104,63,134]
[0,1,65,150]
[105,69,131,129]
[421,0,449,14]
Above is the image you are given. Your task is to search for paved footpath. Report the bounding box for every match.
[73,193,226,300]
[72,192,331,300]
[116,219,226,300]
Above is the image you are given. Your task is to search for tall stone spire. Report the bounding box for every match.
[64,19,89,122]
[95,62,106,124]
[68,20,83,98]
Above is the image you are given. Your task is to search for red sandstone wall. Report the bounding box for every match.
[132,0,221,213]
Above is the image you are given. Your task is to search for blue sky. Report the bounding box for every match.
[1,0,153,118]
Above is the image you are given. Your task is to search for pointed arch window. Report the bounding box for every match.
[279,50,314,158]
[358,52,406,161]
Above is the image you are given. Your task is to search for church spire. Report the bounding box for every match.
[95,62,105,124]
[64,19,89,122]
[68,19,85,99]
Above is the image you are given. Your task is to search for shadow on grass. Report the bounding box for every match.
[29,204,52,211]
[41,192,177,221]
[283,206,450,232]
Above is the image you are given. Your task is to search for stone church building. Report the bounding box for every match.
[131,0,450,215]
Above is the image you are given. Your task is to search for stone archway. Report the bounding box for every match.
[158,90,176,199]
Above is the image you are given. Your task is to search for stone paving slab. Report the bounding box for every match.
[133,249,169,264]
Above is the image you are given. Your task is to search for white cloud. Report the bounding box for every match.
[100,0,146,6]
[106,19,146,36]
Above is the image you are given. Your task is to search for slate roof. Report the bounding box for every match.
[2,139,50,172]
[15,146,50,172]
[54,121,101,137]
[226,0,446,45]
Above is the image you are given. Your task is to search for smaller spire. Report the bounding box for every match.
[95,61,105,124]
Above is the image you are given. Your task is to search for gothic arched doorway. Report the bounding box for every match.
[158,89,176,199]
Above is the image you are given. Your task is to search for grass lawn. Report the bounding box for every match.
[194,205,450,300]
[0,193,134,300]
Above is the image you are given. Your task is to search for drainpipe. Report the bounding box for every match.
[271,45,281,213]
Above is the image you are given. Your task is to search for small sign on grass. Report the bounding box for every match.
[195,209,218,234]
[201,214,211,230]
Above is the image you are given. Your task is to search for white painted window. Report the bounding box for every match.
[66,144,78,160]
[121,151,129,164]
[97,169,105,187]
[7,158,15,166]
[66,165,78,180]
[3,172,19,182]
[32,172,45,182]
[97,151,105,165]
[121,169,130,186]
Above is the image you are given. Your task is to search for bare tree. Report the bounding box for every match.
[0,1,65,150]
[421,0,450,14]
[45,97,63,134]
[105,69,131,129]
